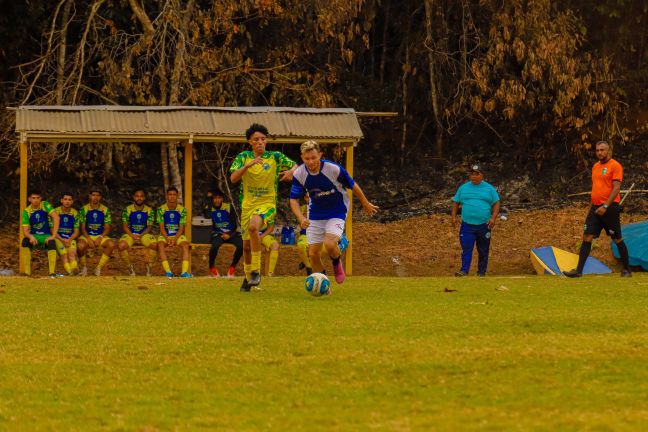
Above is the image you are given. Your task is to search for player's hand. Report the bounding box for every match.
[451,216,457,228]
[29,235,37,245]
[221,233,230,241]
[363,202,379,217]
[45,235,55,242]
[279,169,294,182]
[167,236,176,246]
[63,239,70,247]
[300,218,310,229]
[595,206,607,216]
[133,234,141,241]
[487,218,496,229]
[246,157,263,169]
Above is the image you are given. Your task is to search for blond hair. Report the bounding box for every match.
[300,140,321,154]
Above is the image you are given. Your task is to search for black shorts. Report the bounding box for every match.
[584,203,622,239]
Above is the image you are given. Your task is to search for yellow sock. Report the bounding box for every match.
[298,245,311,268]
[269,250,278,275]
[148,249,157,263]
[97,254,110,269]
[120,250,131,265]
[162,260,172,273]
[182,260,189,273]
[63,262,72,274]
[70,260,78,271]
[23,248,32,276]
[244,263,251,280]
[48,250,57,274]
[251,251,261,273]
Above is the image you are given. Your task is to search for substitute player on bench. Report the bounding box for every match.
[118,189,158,276]
[54,192,80,275]
[21,191,60,277]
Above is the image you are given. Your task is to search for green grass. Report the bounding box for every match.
[1,275,648,431]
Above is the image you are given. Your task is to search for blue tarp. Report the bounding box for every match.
[530,246,612,275]
[611,220,648,270]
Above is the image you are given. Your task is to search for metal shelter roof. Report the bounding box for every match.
[14,105,363,144]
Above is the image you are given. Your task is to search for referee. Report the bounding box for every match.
[564,141,632,277]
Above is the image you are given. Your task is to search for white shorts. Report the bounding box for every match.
[306,218,345,245]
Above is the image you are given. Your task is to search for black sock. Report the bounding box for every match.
[331,256,340,266]
[616,240,630,270]
[577,241,592,273]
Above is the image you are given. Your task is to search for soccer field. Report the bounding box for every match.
[1,275,647,430]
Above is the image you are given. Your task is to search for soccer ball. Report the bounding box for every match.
[305,272,331,297]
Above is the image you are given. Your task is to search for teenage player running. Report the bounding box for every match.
[230,123,297,291]
[157,186,192,278]
[77,189,115,276]
[118,189,158,276]
[21,191,60,277]
[54,192,80,275]
[289,140,378,283]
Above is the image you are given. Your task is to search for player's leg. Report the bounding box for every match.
[247,215,264,285]
[227,234,243,277]
[308,243,325,273]
[565,207,600,277]
[457,222,476,276]
[261,236,279,277]
[606,205,632,277]
[178,236,191,277]
[21,237,34,276]
[95,238,115,276]
[306,219,326,273]
[240,239,252,291]
[55,239,72,274]
[209,234,225,277]
[297,234,312,275]
[475,223,492,276]
[76,238,89,276]
[158,236,173,277]
[118,235,135,276]
[68,242,79,274]
[46,239,58,276]
[143,235,158,276]
[322,219,346,283]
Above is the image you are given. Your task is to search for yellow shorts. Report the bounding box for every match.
[241,205,276,241]
[79,235,112,248]
[261,234,278,250]
[120,233,156,248]
[157,234,189,246]
[55,238,77,255]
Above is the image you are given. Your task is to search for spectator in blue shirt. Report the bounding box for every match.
[451,164,501,277]
[203,189,243,278]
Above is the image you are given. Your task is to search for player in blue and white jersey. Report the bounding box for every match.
[289,140,378,284]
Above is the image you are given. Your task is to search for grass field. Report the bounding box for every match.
[1,275,648,431]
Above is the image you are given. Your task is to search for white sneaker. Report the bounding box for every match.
[94,267,101,276]
[128,264,136,276]
[145,264,153,277]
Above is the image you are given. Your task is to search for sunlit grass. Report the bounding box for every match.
[1,274,647,430]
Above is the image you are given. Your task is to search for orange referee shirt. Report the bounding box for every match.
[591,159,623,205]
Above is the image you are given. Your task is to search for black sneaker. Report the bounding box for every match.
[563,269,583,278]
[454,271,468,277]
[621,269,632,278]
[248,271,261,287]
[477,273,486,277]
[240,278,250,292]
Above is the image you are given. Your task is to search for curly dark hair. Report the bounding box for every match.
[245,123,269,140]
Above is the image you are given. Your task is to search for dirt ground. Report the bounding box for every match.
[2,204,646,278]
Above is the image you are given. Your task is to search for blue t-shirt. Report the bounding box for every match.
[290,160,355,220]
[452,181,500,225]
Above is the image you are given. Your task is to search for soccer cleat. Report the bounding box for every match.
[621,269,632,278]
[454,271,468,277]
[563,269,582,278]
[145,264,153,277]
[240,278,250,292]
[209,267,220,278]
[306,267,313,276]
[477,273,486,277]
[49,273,65,278]
[79,266,88,277]
[164,271,174,278]
[128,265,136,277]
[267,272,274,277]
[248,271,261,287]
[227,266,235,278]
[93,267,101,276]
[180,272,193,278]
[332,261,345,284]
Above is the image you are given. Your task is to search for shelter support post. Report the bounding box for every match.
[184,137,193,272]
[19,135,27,274]
[345,143,354,276]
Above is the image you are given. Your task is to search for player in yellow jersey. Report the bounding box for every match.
[118,189,158,276]
[54,192,80,275]
[157,187,191,278]
[230,123,297,291]
[21,191,60,277]
[77,189,115,276]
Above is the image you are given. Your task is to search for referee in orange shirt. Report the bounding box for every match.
[564,141,632,277]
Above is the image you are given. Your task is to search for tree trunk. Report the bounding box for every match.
[161,143,170,193]
[424,0,444,161]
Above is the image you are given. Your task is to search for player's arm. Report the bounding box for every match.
[278,153,297,182]
[289,180,309,229]
[259,224,274,240]
[230,156,262,183]
[47,210,60,241]
[351,183,378,217]
[22,219,36,244]
[596,180,622,216]
[488,201,501,229]
[451,201,461,227]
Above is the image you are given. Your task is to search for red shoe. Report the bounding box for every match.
[209,267,219,278]
[333,260,345,284]
[227,266,235,278]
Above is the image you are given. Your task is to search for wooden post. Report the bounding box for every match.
[345,143,354,276]
[184,136,193,272]
[19,135,28,274]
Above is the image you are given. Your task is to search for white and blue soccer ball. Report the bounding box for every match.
[305,272,331,297]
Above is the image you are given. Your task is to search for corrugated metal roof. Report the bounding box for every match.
[15,106,363,143]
